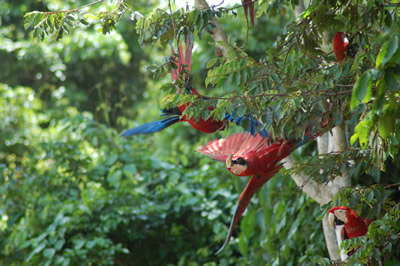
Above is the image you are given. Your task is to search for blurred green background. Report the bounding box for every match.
[1,0,399,265]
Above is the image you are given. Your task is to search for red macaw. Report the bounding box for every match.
[121,36,268,137]
[333,32,349,62]
[198,132,318,253]
[328,206,372,261]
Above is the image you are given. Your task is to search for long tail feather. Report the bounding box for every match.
[120,116,180,136]
[216,169,280,254]
[242,0,255,25]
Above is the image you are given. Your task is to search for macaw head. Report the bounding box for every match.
[328,206,351,228]
[225,154,248,175]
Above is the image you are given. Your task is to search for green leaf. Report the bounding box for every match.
[55,239,65,250]
[27,242,46,261]
[378,113,394,138]
[376,37,399,68]
[86,240,97,249]
[44,248,56,259]
[123,164,137,175]
[74,239,86,249]
[351,119,372,148]
[206,57,218,68]
[238,233,248,257]
[24,12,39,30]
[105,154,118,166]
[384,68,398,91]
[350,71,372,110]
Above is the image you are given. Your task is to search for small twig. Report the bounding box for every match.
[245,56,355,88]
[221,0,259,12]
[211,0,225,12]
[384,182,400,189]
[168,0,177,39]
[185,88,354,101]
[42,0,104,15]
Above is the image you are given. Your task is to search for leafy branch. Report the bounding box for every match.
[24,0,127,40]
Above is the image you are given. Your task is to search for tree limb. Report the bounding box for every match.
[322,214,340,261]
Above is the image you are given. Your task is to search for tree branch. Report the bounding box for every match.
[283,155,336,205]
[41,0,104,14]
[322,214,340,261]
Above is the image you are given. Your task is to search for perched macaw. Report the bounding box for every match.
[333,32,349,62]
[328,206,372,261]
[198,132,318,253]
[121,35,267,137]
[242,0,255,25]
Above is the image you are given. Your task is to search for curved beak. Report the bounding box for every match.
[225,154,233,169]
[328,212,335,228]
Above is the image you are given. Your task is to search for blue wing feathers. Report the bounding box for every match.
[121,116,180,136]
[122,109,269,137]
[225,113,269,137]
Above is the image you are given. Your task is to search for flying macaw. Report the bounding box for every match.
[121,35,267,137]
[333,32,349,62]
[328,206,372,261]
[198,132,318,254]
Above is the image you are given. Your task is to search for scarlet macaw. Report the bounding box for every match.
[328,206,372,261]
[198,132,318,253]
[333,32,349,62]
[121,35,267,137]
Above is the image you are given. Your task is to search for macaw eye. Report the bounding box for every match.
[233,157,246,165]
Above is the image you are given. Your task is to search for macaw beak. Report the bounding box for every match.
[328,212,345,228]
[328,212,335,228]
[225,154,233,169]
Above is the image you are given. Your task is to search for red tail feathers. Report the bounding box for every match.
[171,36,193,87]
[242,0,255,25]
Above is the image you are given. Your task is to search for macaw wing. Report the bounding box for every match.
[224,113,269,137]
[216,166,281,254]
[120,116,180,136]
[171,35,193,83]
[198,132,268,162]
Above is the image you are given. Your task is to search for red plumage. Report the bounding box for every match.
[199,132,315,253]
[328,206,371,260]
[329,206,370,239]
[171,38,227,133]
[333,32,349,62]
[177,89,226,133]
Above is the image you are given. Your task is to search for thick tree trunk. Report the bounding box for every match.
[293,0,350,262]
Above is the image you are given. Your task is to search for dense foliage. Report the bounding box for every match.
[1,0,399,265]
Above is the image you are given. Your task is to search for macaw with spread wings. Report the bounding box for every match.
[198,132,318,253]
